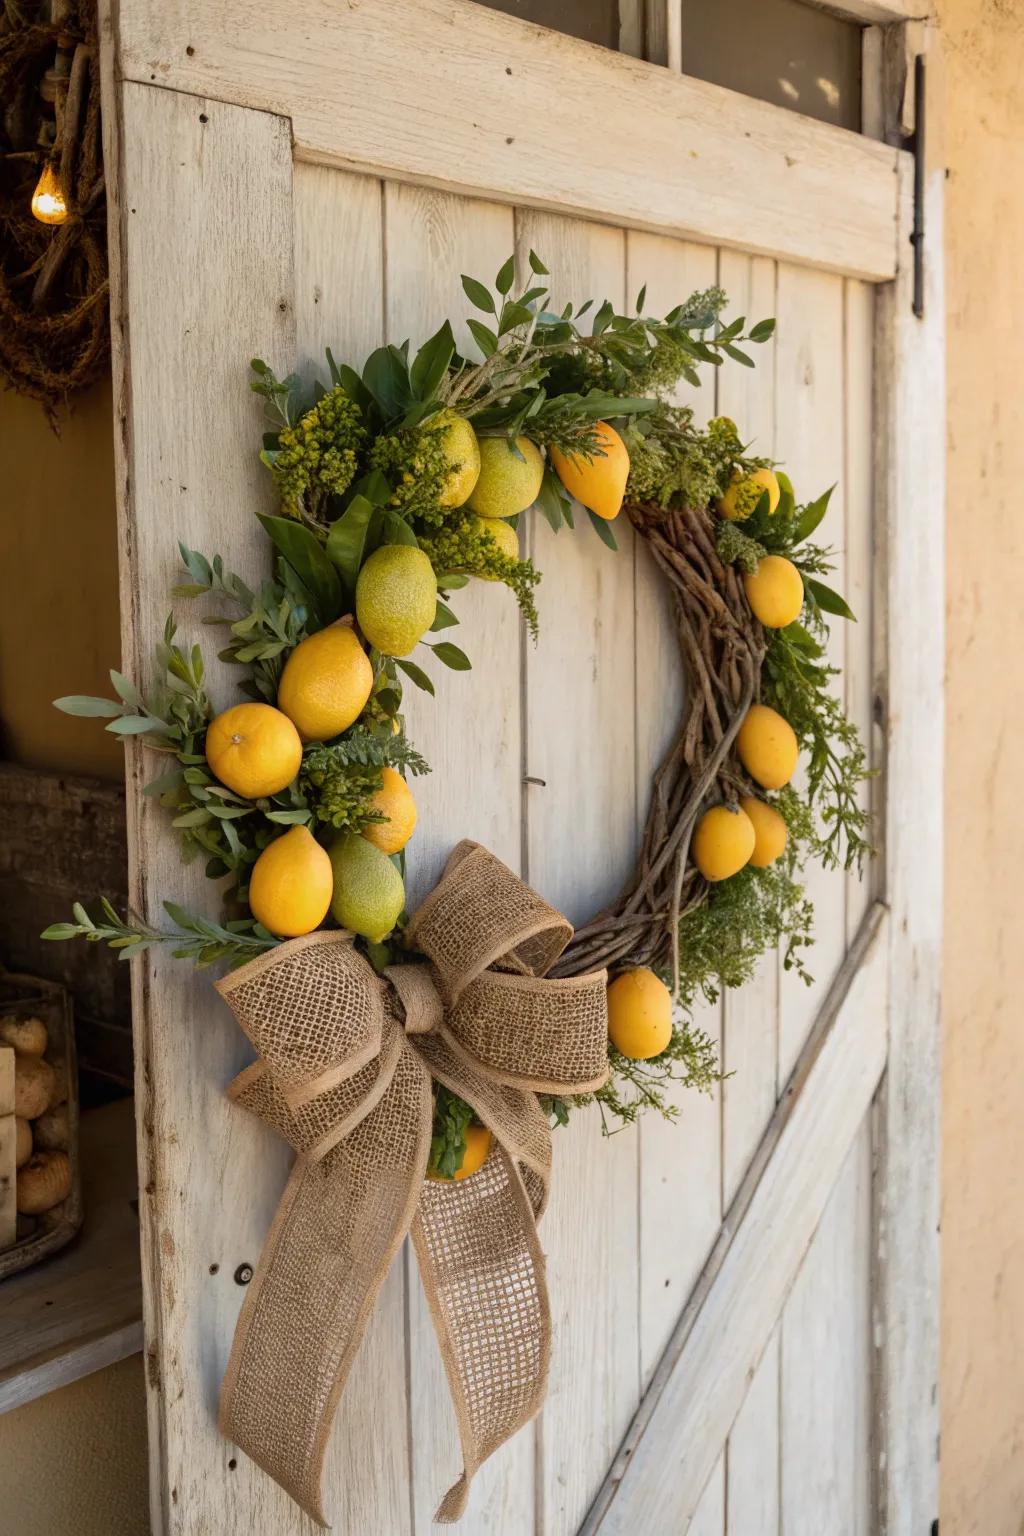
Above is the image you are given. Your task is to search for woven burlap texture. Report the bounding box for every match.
[216,841,609,1527]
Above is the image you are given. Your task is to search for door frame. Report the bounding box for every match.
[98,3,943,1531]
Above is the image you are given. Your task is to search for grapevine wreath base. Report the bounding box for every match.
[554,500,764,989]
[46,257,867,1522]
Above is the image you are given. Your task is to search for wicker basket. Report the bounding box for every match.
[0,970,82,1280]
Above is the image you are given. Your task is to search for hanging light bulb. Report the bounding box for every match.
[30,163,69,226]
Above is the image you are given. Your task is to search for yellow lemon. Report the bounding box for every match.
[739,797,789,868]
[549,420,630,521]
[475,515,519,573]
[427,1124,493,1182]
[606,968,673,1060]
[363,766,417,855]
[248,825,333,937]
[429,411,481,508]
[277,621,373,743]
[718,466,781,522]
[743,555,805,629]
[467,436,544,519]
[737,704,799,790]
[328,833,405,943]
[692,804,756,882]
[205,702,302,799]
[355,545,437,658]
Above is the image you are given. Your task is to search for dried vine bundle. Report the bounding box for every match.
[0,0,109,411]
[556,501,765,987]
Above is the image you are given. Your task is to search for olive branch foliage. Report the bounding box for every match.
[45,249,871,1157]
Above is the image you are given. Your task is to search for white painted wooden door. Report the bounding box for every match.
[99,3,943,1533]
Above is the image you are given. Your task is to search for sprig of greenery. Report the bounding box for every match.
[762,625,871,871]
[42,898,278,969]
[427,1084,475,1179]
[175,545,311,703]
[574,1019,722,1130]
[54,616,211,752]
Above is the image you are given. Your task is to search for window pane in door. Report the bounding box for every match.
[470,0,619,51]
[680,0,862,132]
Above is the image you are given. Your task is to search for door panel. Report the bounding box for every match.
[102,4,940,1529]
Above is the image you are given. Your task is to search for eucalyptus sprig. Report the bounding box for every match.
[175,544,311,702]
[54,615,211,753]
[42,898,278,969]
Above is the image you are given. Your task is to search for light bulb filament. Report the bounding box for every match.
[31,164,69,226]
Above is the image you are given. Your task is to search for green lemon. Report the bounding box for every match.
[428,411,481,508]
[355,544,437,657]
[328,834,405,943]
[474,516,519,575]
[466,436,544,519]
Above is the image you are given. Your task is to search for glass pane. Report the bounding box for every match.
[471,0,620,51]
[680,0,862,133]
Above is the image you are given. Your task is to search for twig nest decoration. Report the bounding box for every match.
[13,1053,56,1120]
[16,1150,71,1215]
[0,0,109,412]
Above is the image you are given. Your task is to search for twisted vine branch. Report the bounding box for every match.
[554,501,765,990]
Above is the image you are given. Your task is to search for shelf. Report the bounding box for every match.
[0,1095,142,1413]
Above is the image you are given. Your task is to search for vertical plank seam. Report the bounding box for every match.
[841,276,853,947]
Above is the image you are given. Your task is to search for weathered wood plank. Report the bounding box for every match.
[717,250,780,1212]
[103,80,309,1535]
[626,232,724,1389]
[291,163,414,1536]
[874,32,944,1524]
[774,264,848,1089]
[726,1329,780,1536]
[515,210,639,1536]
[110,0,902,280]
[581,903,888,1534]
[381,181,532,1536]
[780,1117,873,1536]
[843,278,877,943]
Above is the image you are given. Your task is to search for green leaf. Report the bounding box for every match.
[792,485,835,543]
[172,807,213,828]
[427,641,471,671]
[466,318,499,359]
[41,923,83,941]
[325,495,378,596]
[257,514,342,625]
[461,274,495,313]
[395,658,435,695]
[410,320,455,402]
[536,467,568,533]
[748,318,777,343]
[143,770,183,797]
[805,577,856,621]
[53,695,122,718]
[494,255,516,296]
[107,714,167,736]
[380,512,419,548]
[265,808,313,825]
[430,600,459,632]
[434,572,470,590]
[528,249,549,275]
[588,510,619,552]
[361,345,413,423]
[722,342,755,368]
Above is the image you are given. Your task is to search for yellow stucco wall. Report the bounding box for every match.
[936,0,1024,1530]
[0,1356,149,1535]
[0,3,1022,1528]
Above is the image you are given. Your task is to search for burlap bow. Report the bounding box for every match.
[215,840,610,1526]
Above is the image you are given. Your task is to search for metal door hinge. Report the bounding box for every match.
[904,53,926,320]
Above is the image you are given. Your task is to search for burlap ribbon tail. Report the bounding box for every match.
[215,840,610,1526]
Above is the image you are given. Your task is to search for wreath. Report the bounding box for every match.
[45,253,869,1521]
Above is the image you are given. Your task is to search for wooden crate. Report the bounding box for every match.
[0,971,82,1280]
